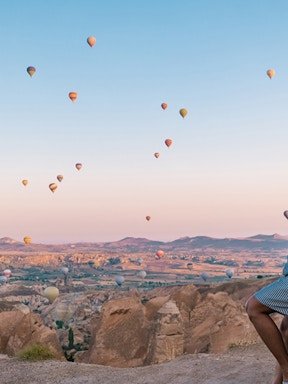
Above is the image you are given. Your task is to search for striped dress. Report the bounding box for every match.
[255,261,288,315]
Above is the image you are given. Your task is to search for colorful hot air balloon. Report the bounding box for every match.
[200,272,209,282]
[69,92,77,102]
[61,267,69,275]
[23,236,32,245]
[27,66,36,77]
[187,262,193,271]
[146,216,151,221]
[225,269,234,279]
[161,103,168,110]
[165,139,173,148]
[154,152,160,158]
[49,183,58,193]
[267,69,275,79]
[155,250,165,259]
[0,276,7,284]
[87,36,96,47]
[75,163,82,171]
[22,179,28,186]
[115,275,125,286]
[179,108,188,118]
[3,269,12,278]
[57,175,63,182]
[137,257,143,266]
[43,287,59,303]
[137,270,147,279]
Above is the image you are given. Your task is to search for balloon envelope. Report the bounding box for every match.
[267,69,275,79]
[179,108,188,118]
[49,183,57,193]
[57,175,63,182]
[225,269,234,279]
[156,250,165,258]
[0,276,7,284]
[165,139,172,148]
[154,152,160,158]
[22,179,28,186]
[23,236,32,245]
[87,36,96,47]
[161,103,168,110]
[43,287,59,303]
[75,163,82,171]
[69,92,77,102]
[284,211,288,220]
[187,263,193,271]
[115,275,125,286]
[200,272,209,281]
[61,267,69,275]
[3,269,12,278]
[27,66,36,77]
[146,216,151,221]
[138,270,147,279]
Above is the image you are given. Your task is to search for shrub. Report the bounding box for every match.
[55,320,64,329]
[18,343,55,361]
[68,327,74,349]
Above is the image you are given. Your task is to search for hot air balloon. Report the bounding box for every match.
[179,108,188,118]
[43,287,59,303]
[284,211,288,220]
[225,269,234,279]
[75,163,82,171]
[3,269,12,278]
[137,270,147,279]
[27,66,36,77]
[61,267,69,275]
[146,216,151,221]
[267,69,275,79]
[137,257,143,266]
[154,152,160,158]
[0,276,7,284]
[187,262,193,271]
[69,92,77,102]
[87,36,96,47]
[115,275,125,286]
[200,272,209,282]
[49,183,57,193]
[161,103,168,110]
[155,250,165,259]
[165,139,173,148]
[23,236,32,245]
[22,179,28,186]
[57,175,63,182]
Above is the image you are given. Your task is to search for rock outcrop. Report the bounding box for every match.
[0,278,276,367]
[0,301,64,359]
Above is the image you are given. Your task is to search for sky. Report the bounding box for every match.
[1,0,288,243]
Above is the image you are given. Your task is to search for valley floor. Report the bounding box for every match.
[0,343,274,384]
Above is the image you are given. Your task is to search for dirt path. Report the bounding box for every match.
[0,343,274,384]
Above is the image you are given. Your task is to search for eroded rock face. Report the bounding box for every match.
[81,295,186,367]
[148,300,184,364]
[186,291,259,353]
[0,301,64,359]
[0,279,269,367]
[81,282,263,367]
[82,294,151,367]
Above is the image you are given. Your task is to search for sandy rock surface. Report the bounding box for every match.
[0,343,274,384]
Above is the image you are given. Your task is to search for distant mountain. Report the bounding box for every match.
[1,234,288,253]
[0,237,20,244]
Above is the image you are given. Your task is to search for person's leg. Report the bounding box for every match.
[246,297,288,381]
[272,316,288,384]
